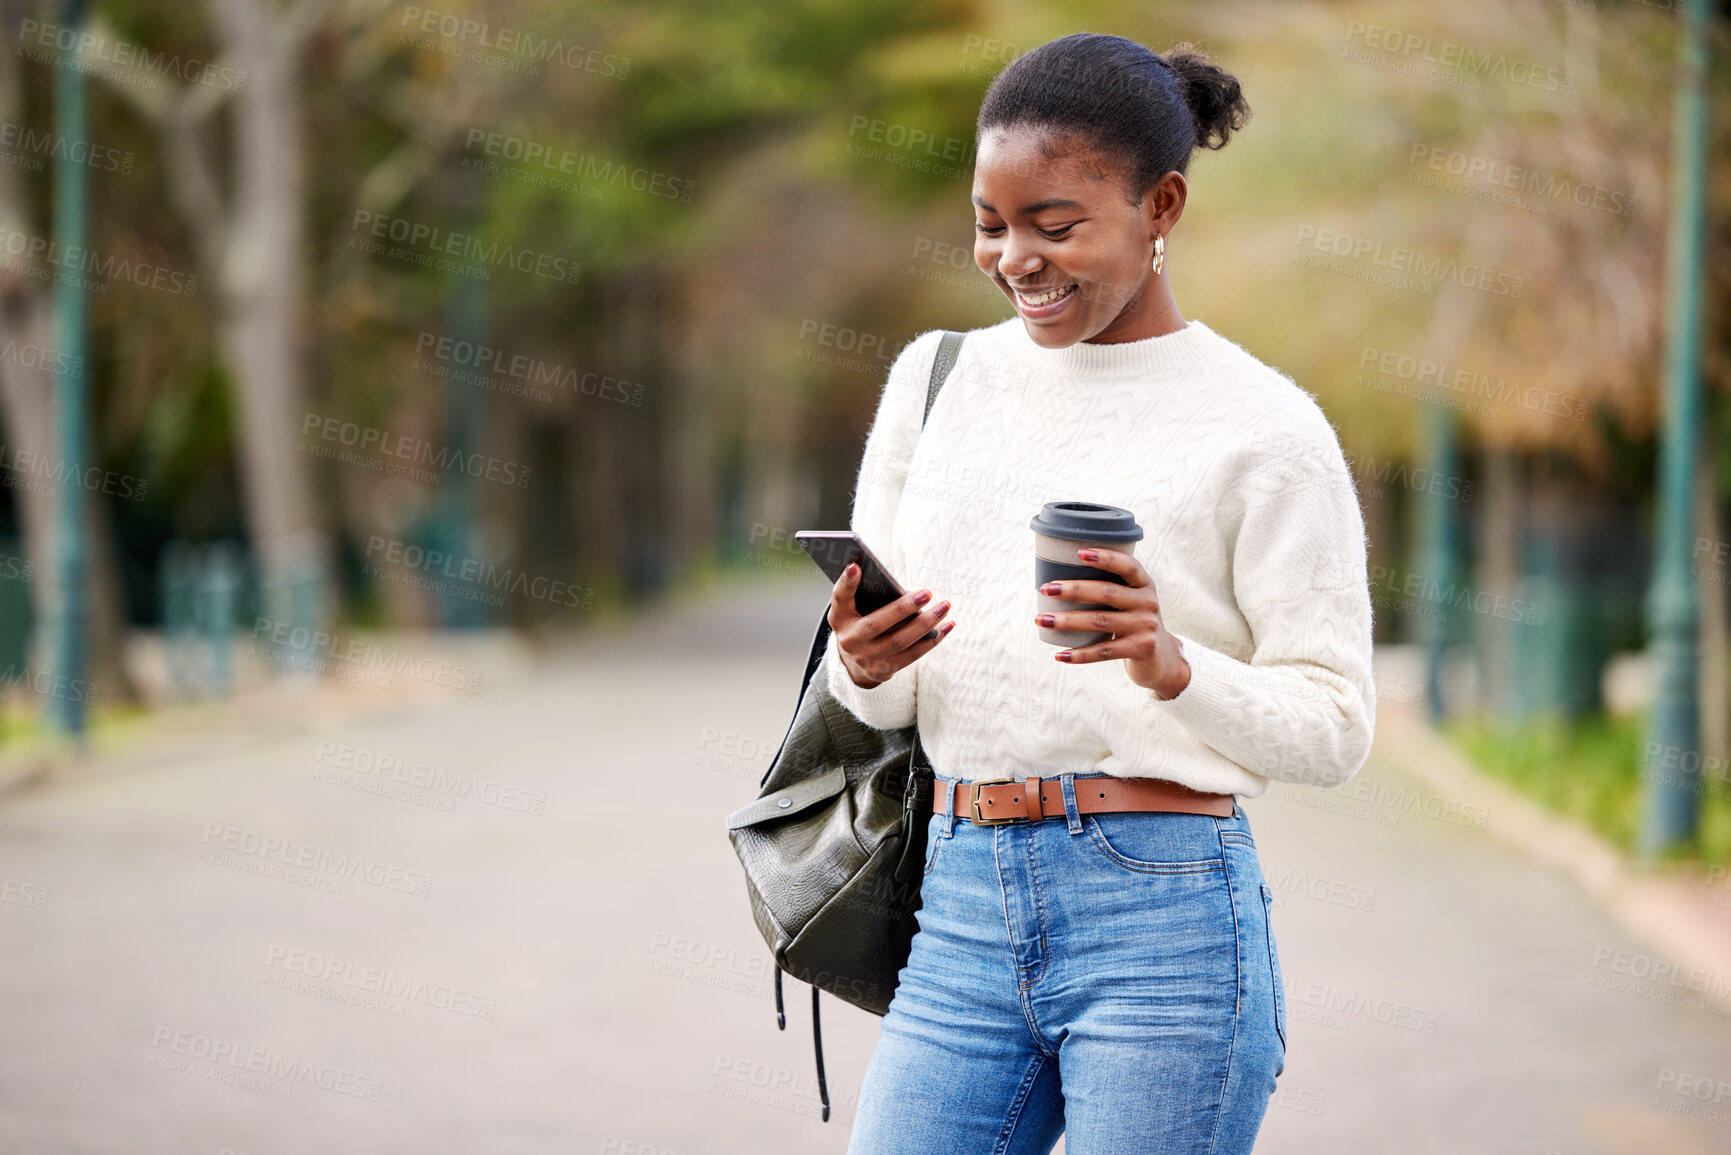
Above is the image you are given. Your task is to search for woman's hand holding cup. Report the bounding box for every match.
[830,563,954,689]
[1029,501,1188,699]
[1035,547,1191,699]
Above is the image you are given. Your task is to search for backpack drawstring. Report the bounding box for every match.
[772,969,831,1122]
[812,985,830,1121]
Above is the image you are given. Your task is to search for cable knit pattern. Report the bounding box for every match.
[822,317,1376,797]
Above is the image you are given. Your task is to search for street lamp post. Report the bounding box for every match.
[1416,402,1458,725]
[1641,0,1711,858]
[429,164,488,629]
[48,0,90,741]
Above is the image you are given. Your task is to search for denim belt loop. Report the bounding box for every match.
[1060,772,1082,834]
[939,775,956,837]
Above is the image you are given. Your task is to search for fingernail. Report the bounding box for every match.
[1078,549,1098,561]
[846,562,858,577]
[1035,614,1054,628]
[934,601,951,615]
[940,620,955,635]
[913,589,932,605]
[1055,651,1072,662]
[1040,582,1060,596]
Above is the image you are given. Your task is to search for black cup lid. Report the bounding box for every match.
[1030,501,1144,543]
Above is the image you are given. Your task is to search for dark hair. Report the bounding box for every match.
[976,33,1251,198]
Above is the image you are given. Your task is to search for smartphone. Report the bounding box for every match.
[795,530,939,641]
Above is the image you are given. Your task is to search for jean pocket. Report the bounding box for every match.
[1084,811,1225,874]
[1261,883,1287,1054]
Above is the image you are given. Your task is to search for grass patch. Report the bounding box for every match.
[1445,712,1731,869]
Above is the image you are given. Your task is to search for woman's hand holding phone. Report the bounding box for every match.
[830,562,954,688]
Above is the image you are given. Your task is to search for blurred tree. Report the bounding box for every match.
[79,0,338,646]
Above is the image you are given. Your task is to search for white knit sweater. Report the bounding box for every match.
[822,317,1377,797]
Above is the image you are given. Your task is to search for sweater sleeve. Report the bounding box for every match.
[822,329,948,731]
[1151,406,1378,789]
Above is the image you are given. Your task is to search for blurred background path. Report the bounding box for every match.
[1,577,1729,1155]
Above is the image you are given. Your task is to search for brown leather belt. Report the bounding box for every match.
[934,775,1235,824]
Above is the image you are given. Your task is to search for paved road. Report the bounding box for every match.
[1,573,1728,1154]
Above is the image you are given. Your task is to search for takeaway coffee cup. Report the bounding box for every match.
[1031,501,1145,648]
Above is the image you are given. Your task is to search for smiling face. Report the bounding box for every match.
[972,125,1186,347]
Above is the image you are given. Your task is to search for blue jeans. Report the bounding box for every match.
[847,772,1286,1155]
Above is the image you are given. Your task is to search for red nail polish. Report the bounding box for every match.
[1036,614,1054,628]
[1056,651,1072,662]
[1079,549,1098,561]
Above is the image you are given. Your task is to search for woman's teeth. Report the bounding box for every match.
[1015,284,1075,308]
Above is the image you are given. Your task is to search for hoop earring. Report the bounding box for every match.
[1151,234,1165,277]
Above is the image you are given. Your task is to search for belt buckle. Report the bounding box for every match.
[969,777,1025,825]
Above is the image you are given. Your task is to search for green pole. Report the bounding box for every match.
[438,270,485,628]
[1642,0,1711,858]
[430,165,487,628]
[1416,402,1458,724]
[48,0,90,740]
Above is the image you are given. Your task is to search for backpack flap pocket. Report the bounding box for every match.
[725,764,849,830]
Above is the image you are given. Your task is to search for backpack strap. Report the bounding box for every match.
[906,329,961,781]
[923,330,965,428]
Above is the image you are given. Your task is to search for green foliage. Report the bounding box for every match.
[1447,712,1731,870]
[607,0,958,148]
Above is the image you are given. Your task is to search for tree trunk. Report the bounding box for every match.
[669,339,717,580]
[209,0,330,632]
[0,287,58,635]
